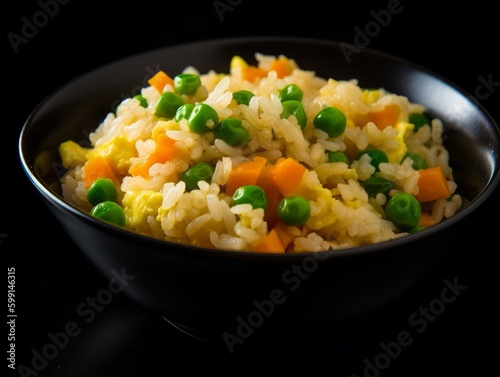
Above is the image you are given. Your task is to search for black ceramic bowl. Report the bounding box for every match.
[19,37,500,350]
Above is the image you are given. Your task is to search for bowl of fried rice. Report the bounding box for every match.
[19,37,500,349]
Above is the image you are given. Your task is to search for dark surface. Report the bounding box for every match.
[3,1,499,376]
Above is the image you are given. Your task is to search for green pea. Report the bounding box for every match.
[361,176,395,197]
[327,150,350,164]
[233,90,254,105]
[188,103,219,134]
[179,162,215,191]
[173,73,201,95]
[401,152,427,170]
[313,106,347,137]
[87,178,118,206]
[174,103,195,122]
[277,196,310,226]
[133,94,148,108]
[90,201,126,227]
[232,185,268,210]
[154,91,184,118]
[281,100,307,130]
[215,118,250,147]
[408,225,426,233]
[278,84,303,102]
[385,192,421,229]
[409,112,430,132]
[355,149,389,172]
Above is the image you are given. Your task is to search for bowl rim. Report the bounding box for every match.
[18,35,500,261]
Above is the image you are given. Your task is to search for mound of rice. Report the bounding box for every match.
[58,53,462,253]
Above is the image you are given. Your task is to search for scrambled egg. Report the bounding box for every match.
[85,135,137,175]
[386,121,414,163]
[230,55,248,71]
[122,190,163,236]
[61,135,138,176]
[361,88,381,104]
[59,140,91,169]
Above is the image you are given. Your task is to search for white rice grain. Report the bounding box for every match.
[215,139,242,156]
[210,232,248,251]
[207,194,223,222]
[161,181,186,210]
[186,213,212,236]
[231,204,253,214]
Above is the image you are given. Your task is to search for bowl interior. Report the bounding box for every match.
[19,36,500,254]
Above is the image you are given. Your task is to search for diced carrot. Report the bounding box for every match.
[129,133,177,178]
[147,70,174,93]
[268,56,294,78]
[154,133,177,161]
[267,157,307,196]
[417,212,437,228]
[225,156,267,195]
[83,156,119,188]
[416,166,451,202]
[242,66,268,83]
[367,104,400,129]
[252,229,285,254]
[272,221,296,250]
[257,175,283,229]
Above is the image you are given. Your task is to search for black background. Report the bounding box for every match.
[3,0,499,376]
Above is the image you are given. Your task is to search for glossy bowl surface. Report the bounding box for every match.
[19,37,500,349]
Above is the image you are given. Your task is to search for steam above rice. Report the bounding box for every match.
[58,53,462,253]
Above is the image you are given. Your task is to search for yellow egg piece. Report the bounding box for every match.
[230,55,248,70]
[361,89,381,104]
[385,121,414,163]
[59,140,91,169]
[122,190,163,235]
[86,135,137,176]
